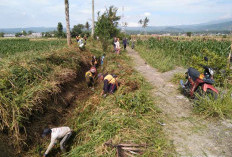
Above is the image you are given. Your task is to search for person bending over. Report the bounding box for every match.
[42,126,72,157]
[98,73,118,97]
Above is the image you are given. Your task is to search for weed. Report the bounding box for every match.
[194,90,232,119]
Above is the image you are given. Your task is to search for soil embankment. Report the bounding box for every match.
[128,48,232,156]
[0,134,14,157]
[0,48,94,156]
[23,61,94,156]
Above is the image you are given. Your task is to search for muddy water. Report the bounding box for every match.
[0,134,13,157]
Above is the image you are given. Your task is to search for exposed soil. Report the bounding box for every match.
[128,48,232,156]
[22,59,95,156]
[0,48,96,157]
[0,133,14,157]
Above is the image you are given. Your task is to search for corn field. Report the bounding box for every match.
[137,37,231,66]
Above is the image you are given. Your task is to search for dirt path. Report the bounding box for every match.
[127,48,232,157]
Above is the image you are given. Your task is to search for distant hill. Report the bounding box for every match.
[1,19,232,34]
[126,20,232,33]
[0,27,56,33]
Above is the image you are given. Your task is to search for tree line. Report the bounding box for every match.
[42,21,91,38]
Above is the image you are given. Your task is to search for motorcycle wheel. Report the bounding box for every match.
[194,87,203,100]
[206,89,218,100]
[182,81,190,96]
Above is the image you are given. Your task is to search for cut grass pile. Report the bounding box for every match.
[67,47,175,156]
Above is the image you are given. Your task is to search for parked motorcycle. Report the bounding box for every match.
[180,57,218,99]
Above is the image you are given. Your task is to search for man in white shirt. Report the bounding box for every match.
[42,126,72,157]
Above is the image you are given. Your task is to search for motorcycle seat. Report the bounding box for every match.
[203,78,214,85]
[188,67,200,81]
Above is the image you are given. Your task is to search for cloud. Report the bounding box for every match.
[127,22,139,27]
[0,0,232,28]
[144,12,151,17]
[219,13,232,19]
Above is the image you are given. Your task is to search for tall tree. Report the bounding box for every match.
[0,32,4,37]
[91,0,95,37]
[95,6,120,51]
[71,24,85,37]
[142,17,149,29]
[143,17,149,35]
[138,19,143,34]
[85,22,90,31]
[57,22,64,37]
[65,0,71,46]
[138,19,143,26]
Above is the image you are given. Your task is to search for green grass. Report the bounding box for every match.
[171,73,186,85]
[0,39,79,150]
[67,47,175,156]
[194,89,232,119]
[135,44,179,72]
[0,38,66,57]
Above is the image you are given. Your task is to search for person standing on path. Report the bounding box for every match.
[115,38,120,55]
[123,38,127,50]
[42,127,72,157]
[131,39,135,49]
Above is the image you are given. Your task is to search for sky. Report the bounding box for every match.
[0,0,232,28]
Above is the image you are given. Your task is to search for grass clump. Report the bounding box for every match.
[194,90,232,119]
[171,73,186,85]
[68,47,175,156]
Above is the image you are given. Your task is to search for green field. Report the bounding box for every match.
[0,38,66,57]
[136,37,231,72]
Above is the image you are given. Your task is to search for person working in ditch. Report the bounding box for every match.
[91,56,98,67]
[42,126,72,157]
[85,67,97,89]
[98,73,119,97]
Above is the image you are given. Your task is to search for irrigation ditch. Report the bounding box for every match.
[0,48,96,156]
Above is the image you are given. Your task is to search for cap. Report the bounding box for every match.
[42,128,51,138]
